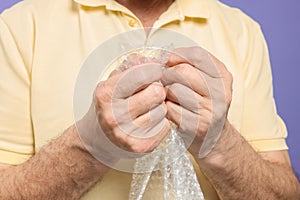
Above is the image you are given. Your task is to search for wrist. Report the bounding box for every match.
[68,125,111,172]
[196,120,237,170]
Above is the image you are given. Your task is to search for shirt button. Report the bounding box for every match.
[129,19,137,27]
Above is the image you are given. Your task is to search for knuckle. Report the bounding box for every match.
[225,72,233,105]
[130,145,144,154]
[176,64,192,77]
[160,103,168,116]
[227,71,233,83]
[226,92,232,106]
[168,83,183,98]
[193,46,205,57]
[169,82,181,91]
[163,119,171,133]
[149,83,166,102]
[201,110,212,127]
[102,111,118,128]
[128,140,147,153]
[94,81,112,103]
[128,100,140,116]
[197,120,209,134]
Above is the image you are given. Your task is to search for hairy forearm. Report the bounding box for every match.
[197,121,300,200]
[0,125,109,200]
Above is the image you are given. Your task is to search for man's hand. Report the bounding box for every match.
[76,62,170,168]
[161,47,233,158]
[162,47,300,199]
[94,63,170,153]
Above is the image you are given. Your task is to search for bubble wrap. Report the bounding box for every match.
[129,127,204,200]
[118,46,205,200]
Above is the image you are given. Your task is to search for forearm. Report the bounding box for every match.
[197,121,300,200]
[0,125,109,200]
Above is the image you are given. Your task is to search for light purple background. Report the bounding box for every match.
[0,1,299,175]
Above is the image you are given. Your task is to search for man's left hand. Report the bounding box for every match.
[161,47,233,158]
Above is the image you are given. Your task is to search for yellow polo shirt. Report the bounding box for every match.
[0,0,288,199]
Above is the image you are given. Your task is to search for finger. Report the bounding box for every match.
[166,101,211,137]
[133,103,167,128]
[166,83,211,115]
[119,103,167,138]
[127,82,166,119]
[127,118,170,153]
[139,118,170,152]
[166,47,233,107]
[113,63,163,99]
[167,47,223,78]
[95,63,163,104]
[108,82,165,124]
[161,63,210,97]
[114,118,170,153]
[163,59,230,112]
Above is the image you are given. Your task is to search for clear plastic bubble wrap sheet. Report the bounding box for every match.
[129,127,205,200]
[117,46,205,200]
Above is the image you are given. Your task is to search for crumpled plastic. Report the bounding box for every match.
[117,46,205,200]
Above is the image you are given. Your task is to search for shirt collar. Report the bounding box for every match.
[178,0,211,19]
[73,0,107,7]
[73,0,211,19]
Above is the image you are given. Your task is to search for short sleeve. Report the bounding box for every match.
[0,15,34,165]
[240,27,288,152]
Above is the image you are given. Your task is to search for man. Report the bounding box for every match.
[0,0,299,199]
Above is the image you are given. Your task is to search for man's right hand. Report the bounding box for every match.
[76,62,170,168]
[94,63,170,153]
